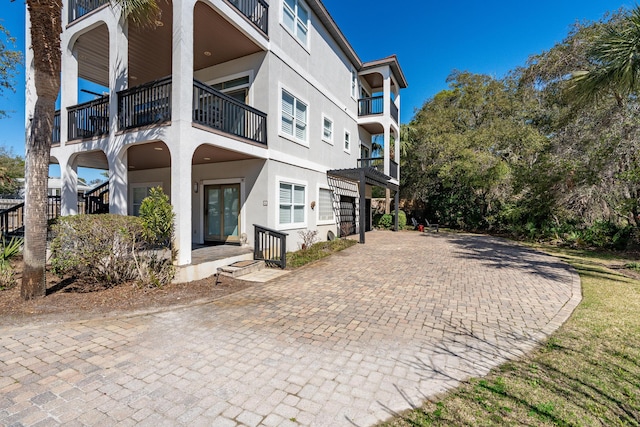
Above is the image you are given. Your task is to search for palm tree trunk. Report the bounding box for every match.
[22,0,61,300]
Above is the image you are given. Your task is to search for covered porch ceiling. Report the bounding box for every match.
[74,0,264,87]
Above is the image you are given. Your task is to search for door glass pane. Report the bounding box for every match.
[223,186,239,237]
[207,188,221,238]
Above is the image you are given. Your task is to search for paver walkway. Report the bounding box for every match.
[0,231,581,426]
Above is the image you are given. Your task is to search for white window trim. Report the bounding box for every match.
[321,114,334,145]
[279,85,310,147]
[317,185,335,225]
[276,176,308,230]
[205,71,254,105]
[343,130,351,154]
[129,182,162,216]
[280,0,311,52]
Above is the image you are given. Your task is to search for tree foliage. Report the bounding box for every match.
[402,6,640,246]
[0,23,22,118]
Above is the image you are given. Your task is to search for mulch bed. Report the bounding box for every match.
[0,257,251,326]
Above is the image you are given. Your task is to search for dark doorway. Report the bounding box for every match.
[339,196,356,237]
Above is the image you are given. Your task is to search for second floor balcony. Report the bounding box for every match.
[67,0,268,36]
[60,77,267,146]
[358,96,399,124]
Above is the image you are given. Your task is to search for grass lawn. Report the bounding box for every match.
[285,238,357,269]
[379,245,640,426]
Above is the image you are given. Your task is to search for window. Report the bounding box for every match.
[351,68,357,99]
[281,90,308,143]
[318,188,334,222]
[279,182,305,225]
[322,116,333,143]
[360,143,370,159]
[344,130,351,153]
[131,184,161,216]
[283,0,309,45]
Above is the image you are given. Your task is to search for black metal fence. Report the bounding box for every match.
[118,77,172,130]
[84,181,109,214]
[68,0,109,23]
[390,101,399,123]
[193,80,267,145]
[0,196,61,238]
[357,157,384,172]
[254,224,287,269]
[227,0,269,35]
[68,96,110,140]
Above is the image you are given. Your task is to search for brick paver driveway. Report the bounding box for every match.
[1,231,580,426]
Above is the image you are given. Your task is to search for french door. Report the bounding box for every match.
[204,184,241,243]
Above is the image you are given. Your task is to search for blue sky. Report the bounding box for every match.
[0,0,630,179]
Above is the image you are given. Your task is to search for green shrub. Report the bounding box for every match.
[393,210,407,229]
[375,214,393,229]
[139,187,175,247]
[51,214,175,287]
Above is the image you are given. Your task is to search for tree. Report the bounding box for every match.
[0,23,22,118]
[22,0,158,299]
[568,6,640,106]
[0,147,25,197]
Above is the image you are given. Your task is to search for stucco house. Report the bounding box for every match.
[25,0,407,280]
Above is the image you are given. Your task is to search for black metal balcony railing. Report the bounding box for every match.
[390,159,398,179]
[358,96,400,124]
[53,110,61,145]
[228,0,269,35]
[69,0,109,23]
[358,157,399,180]
[358,157,384,171]
[193,80,267,146]
[358,96,384,117]
[390,101,399,123]
[118,77,172,130]
[68,95,110,140]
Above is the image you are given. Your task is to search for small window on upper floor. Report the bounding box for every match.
[344,130,351,153]
[322,116,333,144]
[283,0,309,46]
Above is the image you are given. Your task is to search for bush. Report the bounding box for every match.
[373,210,406,229]
[51,214,175,287]
[298,229,318,250]
[374,214,393,229]
[393,210,407,229]
[139,187,175,247]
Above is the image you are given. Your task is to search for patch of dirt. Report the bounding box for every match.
[0,257,252,326]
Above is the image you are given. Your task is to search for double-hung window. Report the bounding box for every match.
[279,182,306,225]
[283,0,309,45]
[281,90,308,143]
[344,130,351,153]
[322,116,333,144]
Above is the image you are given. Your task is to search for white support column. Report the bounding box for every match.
[170,0,196,266]
[59,45,78,147]
[108,149,128,215]
[109,17,128,137]
[382,68,392,176]
[60,155,79,215]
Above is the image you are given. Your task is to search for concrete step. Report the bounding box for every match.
[217,259,265,278]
